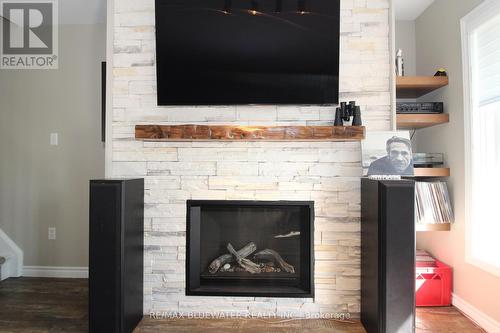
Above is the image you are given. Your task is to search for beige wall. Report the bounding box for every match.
[0,24,105,267]
[414,0,500,323]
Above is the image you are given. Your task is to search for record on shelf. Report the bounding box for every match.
[415,181,454,225]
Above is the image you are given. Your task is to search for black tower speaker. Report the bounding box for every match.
[361,179,416,333]
[89,179,144,333]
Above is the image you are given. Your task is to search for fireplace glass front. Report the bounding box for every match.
[186,200,314,297]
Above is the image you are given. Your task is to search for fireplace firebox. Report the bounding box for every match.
[186,200,314,297]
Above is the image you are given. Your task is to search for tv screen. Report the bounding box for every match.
[155,0,340,105]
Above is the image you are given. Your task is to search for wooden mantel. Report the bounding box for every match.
[135,124,365,141]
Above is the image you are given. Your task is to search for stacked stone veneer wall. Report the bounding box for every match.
[111,0,392,316]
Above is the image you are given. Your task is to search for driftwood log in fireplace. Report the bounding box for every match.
[208,242,295,275]
[208,242,257,274]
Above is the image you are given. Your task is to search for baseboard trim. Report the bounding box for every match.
[23,266,88,278]
[452,293,500,333]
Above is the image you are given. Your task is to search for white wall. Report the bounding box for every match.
[414,0,500,324]
[395,20,417,76]
[0,24,106,267]
[111,0,392,316]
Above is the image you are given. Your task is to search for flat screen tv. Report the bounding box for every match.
[155,0,340,105]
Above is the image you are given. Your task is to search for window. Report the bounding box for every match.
[462,0,500,276]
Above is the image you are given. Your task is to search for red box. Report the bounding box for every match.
[416,260,452,307]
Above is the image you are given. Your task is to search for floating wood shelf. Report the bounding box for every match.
[413,168,450,178]
[396,76,449,98]
[397,113,449,129]
[135,125,365,141]
[416,223,451,232]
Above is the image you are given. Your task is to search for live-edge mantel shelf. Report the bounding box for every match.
[135,124,365,141]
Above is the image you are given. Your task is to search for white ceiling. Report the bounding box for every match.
[394,0,435,20]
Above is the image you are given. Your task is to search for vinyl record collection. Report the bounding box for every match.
[415,181,454,224]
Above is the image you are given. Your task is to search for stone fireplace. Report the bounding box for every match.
[186,200,314,297]
[111,0,391,317]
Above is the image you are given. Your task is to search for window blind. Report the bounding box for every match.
[469,10,500,269]
[475,13,500,106]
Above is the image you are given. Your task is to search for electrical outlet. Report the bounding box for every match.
[48,227,56,240]
[50,133,58,146]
